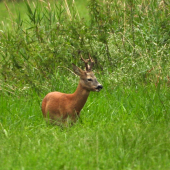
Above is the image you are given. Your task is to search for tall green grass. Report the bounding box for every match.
[0,0,170,169]
[1,80,170,169]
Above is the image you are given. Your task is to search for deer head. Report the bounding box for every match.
[72,55,103,92]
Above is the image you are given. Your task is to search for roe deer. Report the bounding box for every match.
[41,55,103,125]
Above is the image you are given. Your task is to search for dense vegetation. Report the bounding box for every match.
[0,0,169,91]
[0,0,170,169]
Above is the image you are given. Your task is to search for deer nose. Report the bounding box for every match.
[96,84,103,91]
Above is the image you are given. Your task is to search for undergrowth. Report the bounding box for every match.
[0,0,170,94]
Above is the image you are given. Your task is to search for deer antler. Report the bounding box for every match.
[88,54,94,71]
[81,54,94,72]
[80,54,89,71]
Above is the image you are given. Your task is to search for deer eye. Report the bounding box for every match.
[87,78,93,82]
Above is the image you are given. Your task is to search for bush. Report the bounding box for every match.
[0,0,170,93]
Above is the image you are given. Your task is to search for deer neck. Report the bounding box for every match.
[72,81,90,113]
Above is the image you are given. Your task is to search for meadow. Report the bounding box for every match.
[0,0,170,169]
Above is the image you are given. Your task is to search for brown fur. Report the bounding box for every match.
[41,61,103,125]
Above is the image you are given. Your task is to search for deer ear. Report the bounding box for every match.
[72,63,84,76]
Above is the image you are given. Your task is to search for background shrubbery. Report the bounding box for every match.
[0,0,170,94]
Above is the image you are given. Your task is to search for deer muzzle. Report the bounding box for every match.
[95,84,103,92]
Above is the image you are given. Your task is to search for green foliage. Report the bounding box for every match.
[0,1,170,169]
[0,0,170,93]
